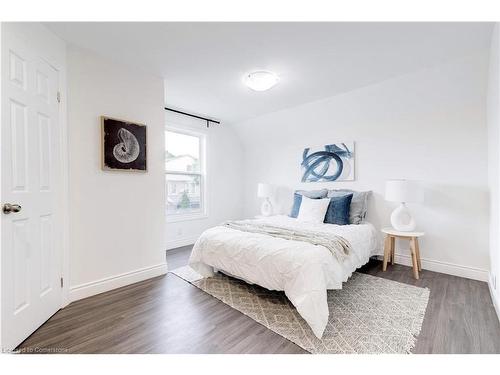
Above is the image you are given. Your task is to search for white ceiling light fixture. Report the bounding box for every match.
[243,70,280,91]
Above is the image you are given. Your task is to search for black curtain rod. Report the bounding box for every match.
[165,107,220,128]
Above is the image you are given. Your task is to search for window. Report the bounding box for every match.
[165,128,206,221]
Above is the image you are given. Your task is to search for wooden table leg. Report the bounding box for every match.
[387,236,391,264]
[390,236,395,265]
[410,237,419,279]
[383,235,390,271]
[415,237,422,271]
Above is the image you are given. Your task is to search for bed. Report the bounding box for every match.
[188,214,378,338]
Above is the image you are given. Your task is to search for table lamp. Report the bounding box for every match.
[385,179,423,231]
[257,183,273,216]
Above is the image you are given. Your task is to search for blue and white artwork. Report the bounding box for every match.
[301,142,355,182]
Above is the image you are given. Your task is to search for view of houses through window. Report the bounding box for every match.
[165,129,204,216]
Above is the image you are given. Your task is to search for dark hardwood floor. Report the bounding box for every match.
[17,245,500,354]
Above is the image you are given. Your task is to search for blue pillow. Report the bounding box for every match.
[324,194,353,225]
[289,189,328,218]
[328,189,370,224]
[290,193,303,218]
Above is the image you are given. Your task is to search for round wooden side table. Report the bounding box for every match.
[381,227,425,280]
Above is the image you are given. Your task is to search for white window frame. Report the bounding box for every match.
[165,125,208,223]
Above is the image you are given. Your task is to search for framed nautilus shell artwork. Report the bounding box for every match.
[301,142,355,182]
[101,116,147,171]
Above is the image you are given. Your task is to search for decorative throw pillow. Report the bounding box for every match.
[290,189,328,218]
[324,194,353,225]
[297,196,330,224]
[327,189,371,224]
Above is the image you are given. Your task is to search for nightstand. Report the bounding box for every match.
[381,227,425,280]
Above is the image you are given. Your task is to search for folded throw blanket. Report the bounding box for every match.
[221,220,351,262]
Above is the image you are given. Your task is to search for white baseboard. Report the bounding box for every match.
[375,253,489,282]
[488,274,500,324]
[166,236,198,251]
[69,263,168,302]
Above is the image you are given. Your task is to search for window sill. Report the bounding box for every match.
[166,213,208,223]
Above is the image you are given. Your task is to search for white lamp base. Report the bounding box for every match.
[261,198,273,217]
[390,203,416,231]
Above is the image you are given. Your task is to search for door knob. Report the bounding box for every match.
[2,203,22,214]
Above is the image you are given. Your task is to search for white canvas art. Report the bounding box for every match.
[301,142,355,182]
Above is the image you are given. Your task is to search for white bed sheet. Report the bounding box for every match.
[188,215,378,338]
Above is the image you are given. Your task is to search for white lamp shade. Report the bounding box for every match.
[257,183,272,198]
[385,180,423,203]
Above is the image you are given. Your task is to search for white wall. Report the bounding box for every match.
[165,111,244,249]
[235,52,490,281]
[487,23,500,318]
[67,45,167,300]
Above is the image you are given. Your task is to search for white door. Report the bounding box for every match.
[1,29,63,350]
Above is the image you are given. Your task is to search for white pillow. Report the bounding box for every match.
[297,196,330,223]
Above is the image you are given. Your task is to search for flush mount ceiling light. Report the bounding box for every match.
[243,70,280,91]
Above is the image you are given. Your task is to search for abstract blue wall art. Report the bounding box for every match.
[301,142,355,182]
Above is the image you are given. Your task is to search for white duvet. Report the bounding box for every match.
[188,215,378,338]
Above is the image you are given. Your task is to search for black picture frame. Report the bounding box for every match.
[101,116,147,172]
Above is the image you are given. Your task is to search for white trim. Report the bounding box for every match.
[376,253,489,282]
[56,41,70,309]
[166,213,208,223]
[488,274,500,324]
[166,236,198,251]
[69,263,168,302]
[0,22,3,348]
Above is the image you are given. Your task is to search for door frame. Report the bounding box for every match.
[0,22,70,348]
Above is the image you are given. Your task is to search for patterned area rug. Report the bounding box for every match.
[171,266,430,354]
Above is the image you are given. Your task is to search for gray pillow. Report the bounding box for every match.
[296,189,328,199]
[327,189,371,224]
